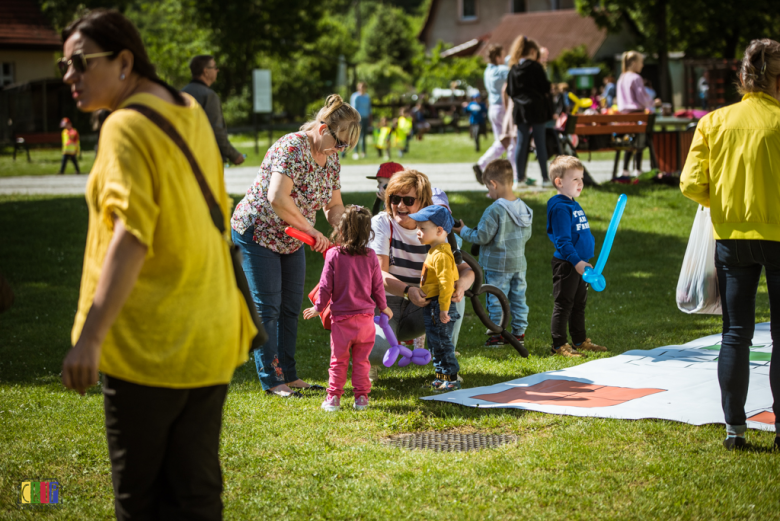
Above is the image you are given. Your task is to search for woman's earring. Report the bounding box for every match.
[120,74,126,80]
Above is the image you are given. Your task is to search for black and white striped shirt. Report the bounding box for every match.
[370,212,429,288]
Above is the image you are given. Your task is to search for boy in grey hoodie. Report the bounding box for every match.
[453,159,533,347]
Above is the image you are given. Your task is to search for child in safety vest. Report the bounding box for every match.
[396,108,413,157]
[59,118,81,175]
[374,117,393,159]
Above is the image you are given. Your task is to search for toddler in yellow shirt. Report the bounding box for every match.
[408,205,462,392]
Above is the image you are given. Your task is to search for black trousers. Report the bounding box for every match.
[59,154,80,174]
[715,239,780,428]
[551,257,588,348]
[102,375,228,521]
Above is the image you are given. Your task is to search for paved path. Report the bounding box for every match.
[0,160,617,196]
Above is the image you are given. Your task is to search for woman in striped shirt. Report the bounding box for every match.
[368,170,474,379]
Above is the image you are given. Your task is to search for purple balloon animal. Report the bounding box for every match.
[374,314,431,367]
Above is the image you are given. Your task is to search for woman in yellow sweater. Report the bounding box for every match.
[681,39,780,451]
[58,9,255,518]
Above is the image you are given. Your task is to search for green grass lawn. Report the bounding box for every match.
[2,133,614,177]
[1,185,777,519]
[0,147,96,178]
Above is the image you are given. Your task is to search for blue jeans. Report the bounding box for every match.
[424,300,461,376]
[483,269,529,336]
[232,227,306,390]
[515,121,549,182]
[715,239,780,434]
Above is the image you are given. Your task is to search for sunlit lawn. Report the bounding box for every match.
[1,184,777,519]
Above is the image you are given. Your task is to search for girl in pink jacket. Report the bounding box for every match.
[304,205,392,411]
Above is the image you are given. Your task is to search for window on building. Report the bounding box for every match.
[511,0,526,13]
[0,63,13,86]
[558,0,575,8]
[461,0,477,20]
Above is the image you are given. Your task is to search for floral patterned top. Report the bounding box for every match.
[231,132,341,254]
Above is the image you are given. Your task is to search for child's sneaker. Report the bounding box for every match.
[354,395,369,411]
[723,435,746,451]
[551,343,582,357]
[576,338,607,352]
[434,380,462,392]
[485,334,505,347]
[321,395,341,412]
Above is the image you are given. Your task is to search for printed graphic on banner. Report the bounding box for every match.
[20,481,60,507]
[423,323,775,432]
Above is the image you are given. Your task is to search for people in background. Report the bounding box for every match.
[463,93,488,152]
[58,117,80,175]
[603,75,616,108]
[182,55,244,166]
[507,35,553,188]
[474,44,511,184]
[350,82,372,159]
[616,51,659,176]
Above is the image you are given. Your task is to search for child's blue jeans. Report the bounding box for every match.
[483,269,528,336]
[424,300,460,377]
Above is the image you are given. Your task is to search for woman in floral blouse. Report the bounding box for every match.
[232,94,360,397]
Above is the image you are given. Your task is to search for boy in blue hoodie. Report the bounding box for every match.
[546,156,607,357]
[453,159,533,348]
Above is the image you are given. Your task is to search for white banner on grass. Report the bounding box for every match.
[422,323,775,432]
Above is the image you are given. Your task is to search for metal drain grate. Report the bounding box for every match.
[383,432,517,452]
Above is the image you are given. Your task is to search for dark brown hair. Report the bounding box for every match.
[487,44,503,64]
[189,55,214,79]
[483,159,513,185]
[62,9,184,105]
[330,205,374,256]
[738,39,780,95]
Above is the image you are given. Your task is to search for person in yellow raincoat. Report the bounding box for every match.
[59,117,80,174]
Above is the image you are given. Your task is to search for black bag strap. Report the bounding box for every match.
[124,103,226,234]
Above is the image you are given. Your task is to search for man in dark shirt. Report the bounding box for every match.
[182,55,244,165]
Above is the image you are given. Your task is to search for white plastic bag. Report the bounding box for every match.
[676,206,722,314]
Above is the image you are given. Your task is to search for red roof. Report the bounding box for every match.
[477,10,608,61]
[0,0,61,50]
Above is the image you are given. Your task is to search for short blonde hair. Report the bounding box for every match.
[384,170,433,216]
[549,156,584,184]
[301,94,361,149]
[483,159,513,185]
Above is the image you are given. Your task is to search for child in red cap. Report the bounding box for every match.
[367,162,405,215]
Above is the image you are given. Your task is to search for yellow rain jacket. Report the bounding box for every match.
[62,128,80,155]
[681,92,780,241]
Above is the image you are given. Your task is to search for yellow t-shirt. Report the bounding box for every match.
[71,92,257,388]
[419,243,459,312]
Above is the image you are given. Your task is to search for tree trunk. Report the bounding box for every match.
[655,0,670,102]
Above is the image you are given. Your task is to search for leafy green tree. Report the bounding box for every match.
[124,0,212,89]
[358,4,420,73]
[190,0,325,99]
[414,42,484,94]
[577,0,780,102]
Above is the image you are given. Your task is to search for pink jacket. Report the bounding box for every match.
[616,72,654,112]
[315,247,387,317]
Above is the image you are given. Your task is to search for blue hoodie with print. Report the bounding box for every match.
[546,194,595,266]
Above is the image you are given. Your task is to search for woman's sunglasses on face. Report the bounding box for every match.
[321,121,349,150]
[57,51,114,75]
[390,195,416,206]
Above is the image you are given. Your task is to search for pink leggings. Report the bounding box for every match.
[328,314,375,398]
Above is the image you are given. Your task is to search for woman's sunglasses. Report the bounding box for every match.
[322,121,349,150]
[389,195,417,206]
[57,51,114,75]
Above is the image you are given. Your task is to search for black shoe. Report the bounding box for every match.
[472,164,484,184]
[484,334,505,347]
[723,436,746,450]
